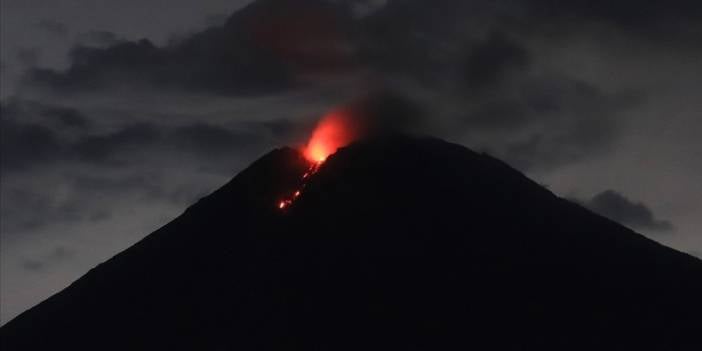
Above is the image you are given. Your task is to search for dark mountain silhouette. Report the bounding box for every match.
[2,136,701,350]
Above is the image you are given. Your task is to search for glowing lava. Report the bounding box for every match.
[277,109,358,211]
[276,162,321,211]
[303,110,356,163]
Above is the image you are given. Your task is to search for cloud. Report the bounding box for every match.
[582,190,673,232]
[204,13,230,27]
[1,98,271,173]
[447,31,632,171]
[16,48,42,66]
[77,31,125,47]
[20,0,702,96]
[20,260,45,271]
[342,91,427,136]
[1,187,73,233]
[0,115,62,172]
[36,19,69,37]
[169,123,261,157]
[0,96,292,177]
[8,0,689,189]
[71,123,161,164]
[2,98,91,127]
[70,174,168,202]
[13,0,647,176]
[21,0,361,95]
[493,78,631,171]
[21,247,74,272]
[0,100,96,172]
[28,34,294,94]
[40,106,91,129]
[1,167,200,237]
[67,122,267,166]
[519,0,702,43]
[462,31,530,94]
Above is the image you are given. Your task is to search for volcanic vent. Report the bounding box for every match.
[278,108,359,210]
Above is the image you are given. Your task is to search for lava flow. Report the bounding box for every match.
[277,109,357,210]
[277,161,321,210]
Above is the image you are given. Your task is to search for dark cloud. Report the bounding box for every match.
[462,32,530,94]
[10,0,685,176]
[0,115,62,172]
[21,260,46,271]
[68,122,265,166]
[1,114,276,234]
[520,0,702,42]
[494,79,630,171]
[582,190,673,232]
[0,101,95,172]
[22,0,360,95]
[21,0,702,96]
[1,100,267,172]
[16,48,41,66]
[77,30,125,47]
[169,123,260,157]
[364,0,702,44]
[1,103,151,171]
[2,172,176,236]
[21,247,74,272]
[358,0,702,81]
[71,123,161,164]
[36,19,69,36]
[1,99,90,129]
[204,13,230,26]
[0,187,82,234]
[343,91,426,136]
[449,31,632,172]
[2,171,184,237]
[72,174,155,194]
[89,211,112,222]
[255,118,300,139]
[351,3,650,172]
[27,33,294,94]
[40,106,91,129]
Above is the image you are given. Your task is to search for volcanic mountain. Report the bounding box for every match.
[1,136,701,350]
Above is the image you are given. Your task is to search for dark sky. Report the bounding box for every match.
[1,0,701,324]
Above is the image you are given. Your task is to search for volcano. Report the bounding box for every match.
[1,136,701,350]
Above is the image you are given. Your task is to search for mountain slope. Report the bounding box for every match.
[2,136,701,350]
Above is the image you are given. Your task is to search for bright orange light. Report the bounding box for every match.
[278,108,360,211]
[303,110,356,163]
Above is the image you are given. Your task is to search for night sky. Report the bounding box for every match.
[1,0,701,324]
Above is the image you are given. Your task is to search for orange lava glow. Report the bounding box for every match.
[278,109,358,211]
[303,110,356,163]
[276,162,321,211]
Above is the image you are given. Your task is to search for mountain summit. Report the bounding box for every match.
[2,136,701,350]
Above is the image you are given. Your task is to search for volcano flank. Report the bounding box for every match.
[1,136,701,350]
